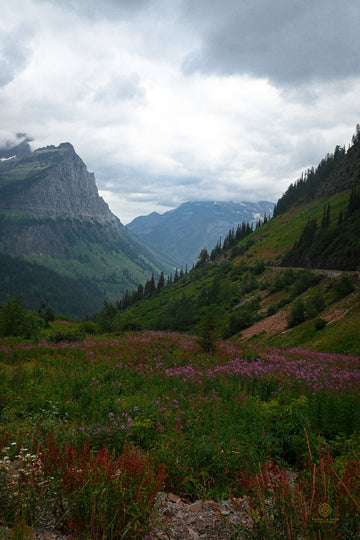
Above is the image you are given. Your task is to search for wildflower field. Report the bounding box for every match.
[1,330,360,538]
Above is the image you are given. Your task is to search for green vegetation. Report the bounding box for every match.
[94,257,359,354]
[0,294,44,339]
[0,330,360,537]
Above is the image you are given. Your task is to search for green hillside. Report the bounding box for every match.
[96,168,360,355]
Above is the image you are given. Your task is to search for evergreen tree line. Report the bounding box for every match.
[282,185,360,270]
[114,216,267,312]
[209,214,271,261]
[273,124,360,217]
[115,266,189,310]
[209,220,255,259]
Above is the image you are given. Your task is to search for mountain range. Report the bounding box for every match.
[127,200,275,269]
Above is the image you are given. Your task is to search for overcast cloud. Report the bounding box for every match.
[1,0,359,223]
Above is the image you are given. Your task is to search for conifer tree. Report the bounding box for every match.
[157,271,165,292]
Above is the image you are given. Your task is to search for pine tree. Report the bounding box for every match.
[137,283,144,300]
[38,297,55,327]
[198,310,219,355]
[196,248,209,267]
[157,271,165,292]
[144,274,156,297]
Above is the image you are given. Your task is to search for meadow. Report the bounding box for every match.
[1,329,360,538]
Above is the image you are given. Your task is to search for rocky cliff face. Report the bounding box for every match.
[0,142,118,227]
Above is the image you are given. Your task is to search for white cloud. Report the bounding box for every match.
[1,0,360,223]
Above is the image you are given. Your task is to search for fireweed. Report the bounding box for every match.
[1,331,359,503]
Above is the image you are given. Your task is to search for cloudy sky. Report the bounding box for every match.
[1,0,360,223]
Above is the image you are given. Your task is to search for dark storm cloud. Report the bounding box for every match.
[182,0,360,85]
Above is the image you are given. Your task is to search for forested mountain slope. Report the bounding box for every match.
[0,138,173,317]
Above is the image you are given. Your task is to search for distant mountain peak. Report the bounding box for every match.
[127,200,275,268]
[0,133,32,161]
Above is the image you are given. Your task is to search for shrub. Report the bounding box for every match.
[80,320,98,334]
[333,275,355,300]
[291,270,321,297]
[306,289,325,319]
[287,299,306,328]
[47,327,86,343]
[0,294,43,339]
[111,313,143,332]
[251,260,266,275]
[223,308,254,338]
[315,318,327,330]
[266,304,277,316]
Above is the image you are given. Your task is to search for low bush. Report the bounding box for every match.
[287,299,306,328]
[315,318,327,330]
[333,275,355,300]
[47,328,86,343]
[80,320,98,334]
[0,294,43,339]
